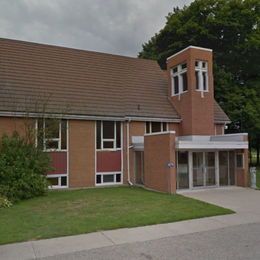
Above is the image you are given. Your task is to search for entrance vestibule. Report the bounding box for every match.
[177,151,236,190]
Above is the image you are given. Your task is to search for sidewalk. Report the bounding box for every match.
[1,187,260,260]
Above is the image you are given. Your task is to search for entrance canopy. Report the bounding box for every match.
[176,134,248,150]
[132,134,248,151]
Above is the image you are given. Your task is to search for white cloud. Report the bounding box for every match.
[0,0,193,56]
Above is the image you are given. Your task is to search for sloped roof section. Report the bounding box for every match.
[214,101,230,123]
[0,38,229,122]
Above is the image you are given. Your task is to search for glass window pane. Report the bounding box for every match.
[103,121,114,139]
[174,76,179,94]
[37,119,44,150]
[181,63,187,69]
[61,176,67,186]
[195,71,199,90]
[45,119,60,139]
[103,141,114,149]
[182,72,188,91]
[151,122,161,133]
[146,122,150,134]
[45,140,59,150]
[206,152,215,167]
[103,174,114,183]
[162,122,167,132]
[202,72,207,90]
[173,66,178,73]
[96,175,101,184]
[236,154,243,168]
[116,122,121,148]
[195,61,199,67]
[116,174,121,183]
[219,151,229,185]
[48,177,59,186]
[61,120,67,150]
[96,121,101,149]
[193,152,204,187]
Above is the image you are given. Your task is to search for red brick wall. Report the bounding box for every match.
[167,47,215,136]
[215,124,224,135]
[69,120,95,188]
[0,117,32,139]
[144,132,176,193]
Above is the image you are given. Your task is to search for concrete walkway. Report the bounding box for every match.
[1,187,259,260]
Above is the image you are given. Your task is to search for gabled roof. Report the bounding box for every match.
[214,101,230,123]
[0,38,229,122]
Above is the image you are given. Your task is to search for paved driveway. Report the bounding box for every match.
[180,187,260,222]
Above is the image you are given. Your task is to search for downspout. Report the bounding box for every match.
[127,120,133,186]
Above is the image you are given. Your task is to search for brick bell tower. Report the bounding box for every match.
[167,46,215,136]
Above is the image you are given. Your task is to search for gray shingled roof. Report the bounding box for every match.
[0,38,229,122]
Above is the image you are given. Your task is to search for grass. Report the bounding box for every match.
[0,187,233,245]
[256,167,260,188]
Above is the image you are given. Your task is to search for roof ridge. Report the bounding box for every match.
[0,37,157,64]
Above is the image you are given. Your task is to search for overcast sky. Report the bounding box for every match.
[0,0,193,57]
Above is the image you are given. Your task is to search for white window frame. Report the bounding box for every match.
[146,122,168,134]
[95,172,123,186]
[36,119,67,152]
[47,174,68,189]
[171,63,188,96]
[97,121,122,151]
[195,60,208,92]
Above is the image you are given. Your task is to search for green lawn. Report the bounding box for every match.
[0,187,233,245]
[256,167,260,188]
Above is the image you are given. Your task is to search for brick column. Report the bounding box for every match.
[144,131,176,193]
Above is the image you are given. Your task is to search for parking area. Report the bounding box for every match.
[180,186,260,217]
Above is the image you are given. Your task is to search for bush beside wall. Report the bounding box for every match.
[0,132,51,202]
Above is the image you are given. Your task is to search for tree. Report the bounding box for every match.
[139,0,260,165]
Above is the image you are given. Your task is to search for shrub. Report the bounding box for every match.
[0,195,12,208]
[0,132,51,202]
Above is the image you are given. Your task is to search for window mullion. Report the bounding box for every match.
[114,121,116,149]
[59,121,61,150]
[101,121,103,150]
[43,119,46,150]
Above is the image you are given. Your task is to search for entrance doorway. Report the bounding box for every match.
[193,152,216,187]
[219,151,235,186]
[135,151,144,185]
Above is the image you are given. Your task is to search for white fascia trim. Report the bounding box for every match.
[0,111,181,123]
[166,46,213,61]
[219,133,248,136]
[176,141,248,150]
[0,111,126,121]
[144,130,176,137]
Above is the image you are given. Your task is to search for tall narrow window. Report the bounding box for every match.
[96,121,101,149]
[174,76,179,95]
[195,60,208,92]
[171,63,188,96]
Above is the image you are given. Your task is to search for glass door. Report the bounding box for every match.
[219,151,235,186]
[193,152,204,187]
[219,151,229,185]
[192,152,216,188]
[205,152,216,186]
